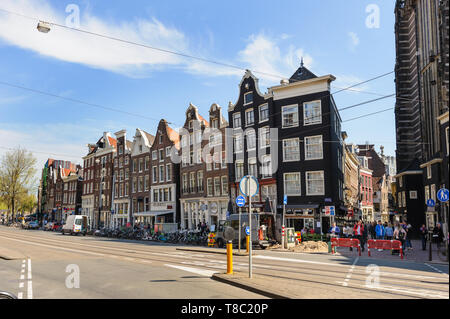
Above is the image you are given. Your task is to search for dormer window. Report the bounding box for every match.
[244,92,253,105]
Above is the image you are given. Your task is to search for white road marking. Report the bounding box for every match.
[165,264,218,277]
[27,258,32,280]
[342,257,359,287]
[20,275,24,280]
[19,282,24,288]
[27,280,32,299]
[335,281,449,299]
[27,258,32,299]
[0,235,105,257]
[254,255,349,267]
[424,263,449,277]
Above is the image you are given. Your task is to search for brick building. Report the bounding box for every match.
[129,128,155,225]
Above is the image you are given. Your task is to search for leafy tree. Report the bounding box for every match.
[0,148,37,221]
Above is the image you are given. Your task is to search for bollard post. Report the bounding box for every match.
[246,235,250,253]
[227,240,233,274]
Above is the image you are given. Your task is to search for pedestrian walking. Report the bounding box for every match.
[385,223,394,240]
[353,220,364,252]
[419,224,428,251]
[433,223,444,249]
[375,220,385,251]
[393,224,407,255]
[404,223,413,250]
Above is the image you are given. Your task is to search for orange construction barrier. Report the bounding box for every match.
[367,239,403,259]
[331,238,361,256]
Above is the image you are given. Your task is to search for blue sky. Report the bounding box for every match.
[0,0,396,170]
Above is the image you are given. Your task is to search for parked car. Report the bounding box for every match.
[27,221,40,230]
[61,215,88,236]
[52,222,63,232]
[44,222,54,231]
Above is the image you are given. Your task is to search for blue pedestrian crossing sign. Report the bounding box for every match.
[427,198,435,207]
[236,195,246,207]
[245,226,250,236]
[283,195,288,205]
[437,188,449,202]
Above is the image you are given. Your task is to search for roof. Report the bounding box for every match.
[198,114,210,127]
[107,136,117,148]
[142,131,155,146]
[289,61,318,83]
[166,123,180,149]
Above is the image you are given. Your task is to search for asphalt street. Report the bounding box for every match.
[0,225,448,299]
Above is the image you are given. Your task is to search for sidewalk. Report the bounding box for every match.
[176,246,256,256]
[335,240,448,265]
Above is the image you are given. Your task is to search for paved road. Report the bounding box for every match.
[0,226,448,299]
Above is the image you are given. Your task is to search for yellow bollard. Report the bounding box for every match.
[246,235,250,253]
[226,241,233,274]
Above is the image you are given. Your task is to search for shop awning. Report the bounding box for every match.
[277,204,319,209]
[134,211,174,217]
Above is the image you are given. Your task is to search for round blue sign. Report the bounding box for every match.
[236,195,246,207]
[426,198,435,207]
[245,226,250,236]
[437,188,449,203]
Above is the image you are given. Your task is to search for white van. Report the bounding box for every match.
[62,215,88,236]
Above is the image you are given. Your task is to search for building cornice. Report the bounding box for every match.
[394,170,423,178]
[437,111,449,124]
[419,158,443,168]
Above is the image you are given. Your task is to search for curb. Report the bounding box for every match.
[176,247,255,256]
[0,248,25,260]
[211,273,290,299]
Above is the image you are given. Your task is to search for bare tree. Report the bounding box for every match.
[0,148,37,222]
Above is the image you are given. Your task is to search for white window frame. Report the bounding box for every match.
[261,155,272,179]
[304,135,323,160]
[259,103,269,123]
[244,91,253,106]
[233,113,241,128]
[305,171,325,196]
[259,126,270,149]
[159,165,164,182]
[246,130,257,151]
[152,151,157,161]
[282,138,300,162]
[248,157,257,177]
[284,172,301,196]
[166,164,171,182]
[245,108,254,126]
[281,104,299,128]
[303,100,322,126]
[235,161,244,181]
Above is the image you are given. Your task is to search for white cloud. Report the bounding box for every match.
[238,33,314,86]
[333,74,370,94]
[348,32,360,51]
[0,0,191,77]
[0,1,315,86]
